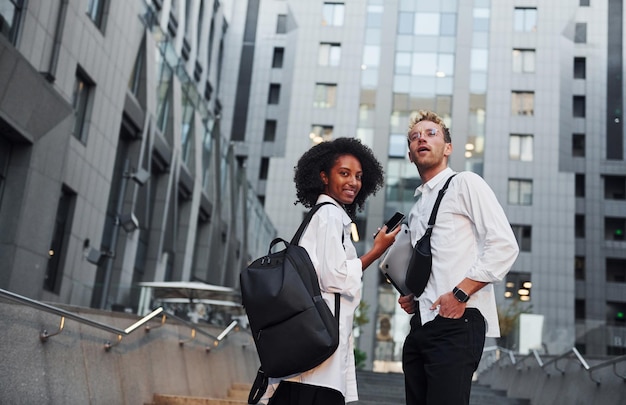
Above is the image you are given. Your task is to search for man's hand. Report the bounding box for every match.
[431,292,466,319]
[399,293,417,314]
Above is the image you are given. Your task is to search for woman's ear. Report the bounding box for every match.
[320,171,329,185]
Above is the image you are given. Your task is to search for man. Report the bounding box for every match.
[398,110,519,404]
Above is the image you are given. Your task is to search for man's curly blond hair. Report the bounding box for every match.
[406,110,452,143]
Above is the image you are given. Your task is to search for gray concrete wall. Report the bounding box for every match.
[0,300,259,405]
[477,353,626,405]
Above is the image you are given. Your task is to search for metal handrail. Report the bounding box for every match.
[511,346,626,385]
[0,287,164,350]
[0,288,239,352]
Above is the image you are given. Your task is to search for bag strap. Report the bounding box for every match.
[290,202,334,244]
[248,368,268,404]
[426,174,457,228]
[292,201,341,321]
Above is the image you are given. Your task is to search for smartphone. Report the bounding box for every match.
[374,211,405,237]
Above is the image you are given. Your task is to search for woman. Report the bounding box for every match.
[262,137,400,404]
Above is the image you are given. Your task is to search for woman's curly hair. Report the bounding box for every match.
[294,137,384,219]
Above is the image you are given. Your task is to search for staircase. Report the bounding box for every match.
[149,382,249,404]
[149,371,529,404]
[354,370,529,405]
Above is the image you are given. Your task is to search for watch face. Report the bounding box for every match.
[454,288,469,302]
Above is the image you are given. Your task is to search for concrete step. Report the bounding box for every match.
[354,370,530,405]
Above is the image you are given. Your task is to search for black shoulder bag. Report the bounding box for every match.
[405,174,457,296]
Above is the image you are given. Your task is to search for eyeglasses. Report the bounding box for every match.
[408,127,439,142]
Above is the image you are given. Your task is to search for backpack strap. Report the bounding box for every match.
[248,368,268,404]
[290,202,335,245]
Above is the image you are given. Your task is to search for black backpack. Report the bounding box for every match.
[241,202,340,404]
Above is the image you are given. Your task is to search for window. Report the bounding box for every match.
[509,134,533,161]
[511,91,534,116]
[572,133,585,157]
[574,23,587,43]
[268,84,281,104]
[604,175,626,200]
[319,43,341,66]
[322,3,345,27]
[504,272,532,301]
[156,56,174,133]
[263,120,277,141]
[576,215,586,238]
[44,186,77,293]
[0,0,25,44]
[388,134,407,158]
[514,8,537,32]
[575,299,586,320]
[605,217,625,241]
[310,125,334,144]
[512,49,535,73]
[129,39,145,98]
[276,14,287,34]
[313,83,337,108]
[511,225,532,252]
[575,256,585,280]
[72,68,95,143]
[87,0,107,29]
[272,47,284,68]
[574,57,586,79]
[181,92,195,164]
[573,95,586,117]
[607,258,626,283]
[580,0,590,6]
[575,174,585,197]
[508,179,533,205]
[397,12,413,34]
[607,301,626,325]
[259,157,269,180]
[415,12,440,35]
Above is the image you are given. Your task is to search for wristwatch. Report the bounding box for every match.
[453,287,470,303]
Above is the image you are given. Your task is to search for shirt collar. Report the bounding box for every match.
[316,194,353,225]
[414,167,455,197]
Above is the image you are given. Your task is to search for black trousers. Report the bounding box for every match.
[268,381,344,405]
[402,308,486,405]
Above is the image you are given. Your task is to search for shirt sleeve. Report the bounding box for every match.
[299,206,363,298]
[456,172,520,283]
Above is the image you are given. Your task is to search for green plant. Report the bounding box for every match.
[352,300,370,369]
[497,300,532,348]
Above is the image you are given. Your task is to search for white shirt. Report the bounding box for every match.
[408,168,519,337]
[262,194,362,403]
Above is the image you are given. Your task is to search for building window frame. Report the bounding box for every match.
[319,43,341,66]
[272,47,284,68]
[508,178,533,205]
[268,83,281,105]
[322,2,345,27]
[511,224,532,252]
[87,0,108,30]
[511,91,534,116]
[512,49,536,73]
[276,14,287,34]
[44,185,77,294]
[310,125,334,144]
[574,57,586,79]
[313,83,337,108]
[72,67,96,144]
[513,7,537,32]
[509,134,533,161]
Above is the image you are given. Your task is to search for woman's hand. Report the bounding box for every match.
[359,224,402,270]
